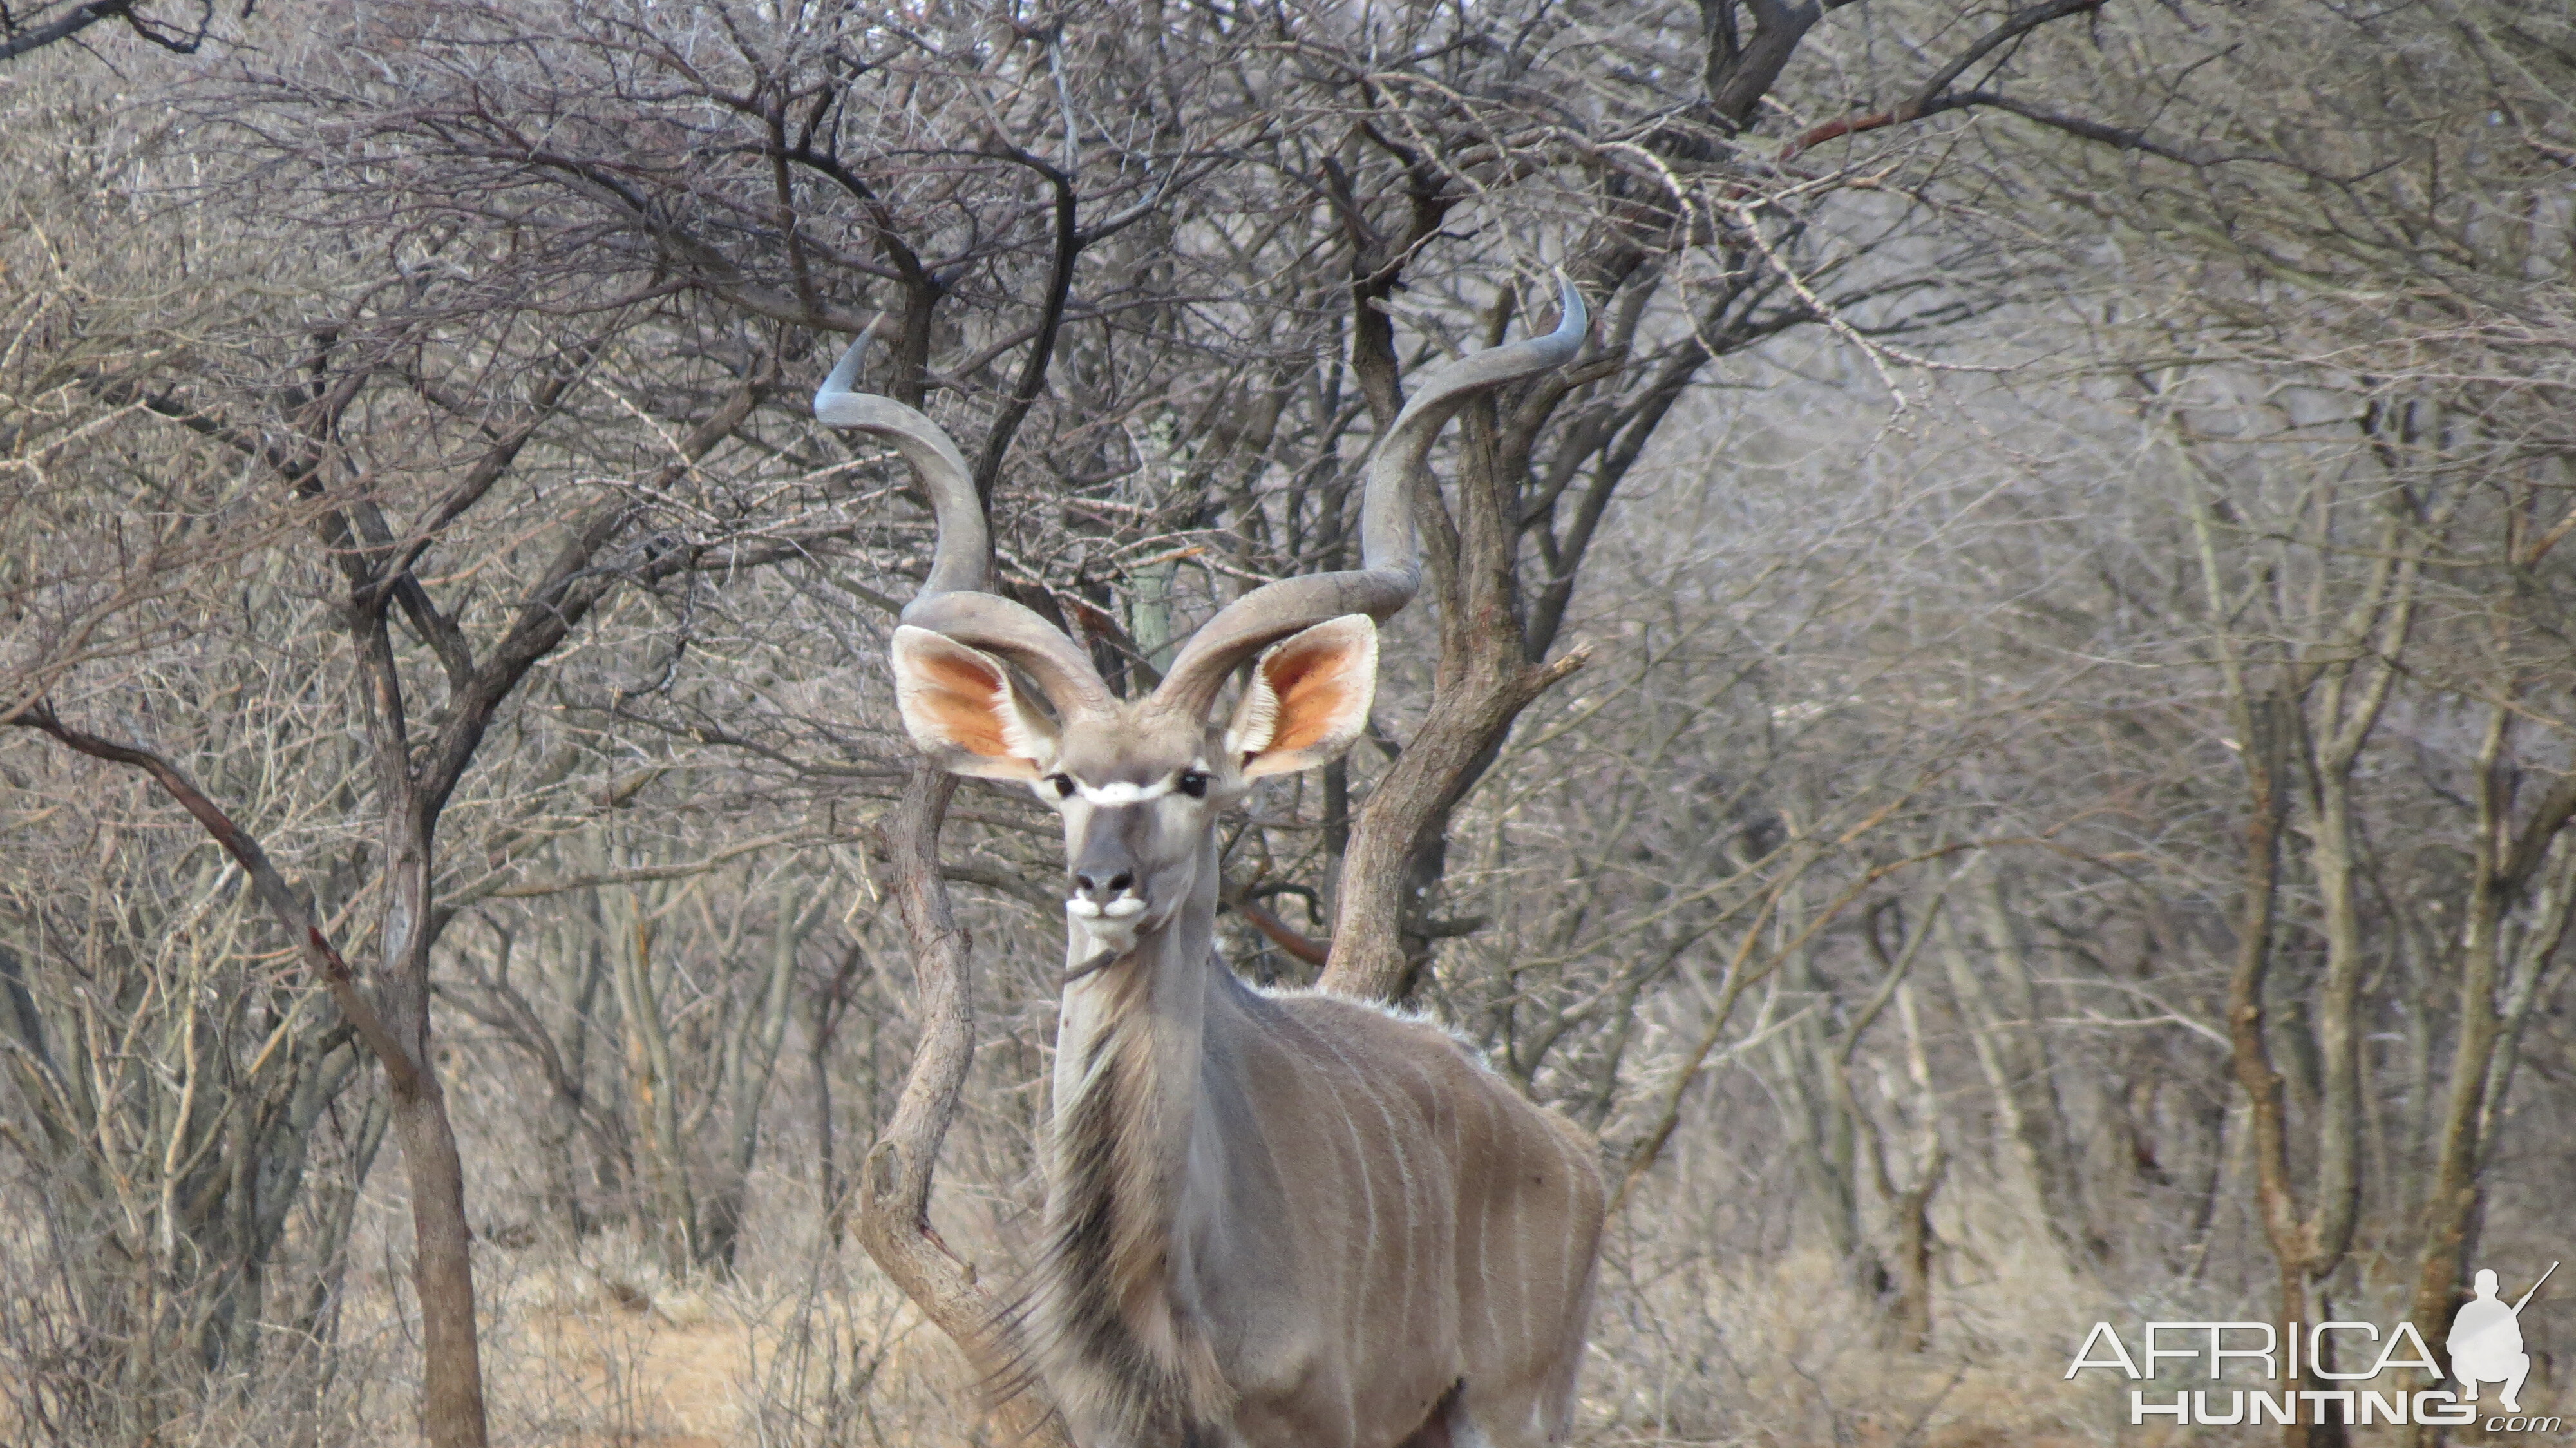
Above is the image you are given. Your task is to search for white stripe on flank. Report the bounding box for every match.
[1559,1129,1584,1333]
[1304,1024,1379,1369]
[1476,1083,1501,1365]
[1342,1041,1419,1315]
[1514,1125,1535,1364]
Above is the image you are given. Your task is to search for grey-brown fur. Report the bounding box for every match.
[820,281,1605,1448]
[1030,873,1605,1447]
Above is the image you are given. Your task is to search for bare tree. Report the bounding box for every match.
[0,0,228,64]
[13,5,2576,1447]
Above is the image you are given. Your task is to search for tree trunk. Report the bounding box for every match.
[2223,692,2342,1448]
[809,939,866,1250]
[1885,978,1946,1354]
[10,709,491,1448]
[1887,1163,1943,1355]
[2405,782,2512,1447]
[1969,873,2098,1262]
[380,812,491,1448]
[609,894,701,1270]
[858,765,1072,1447]
[1933,905,2073,1270]
[389,1087,488,1447]
[1321,629,1580,1001]
[701,888,816,1271]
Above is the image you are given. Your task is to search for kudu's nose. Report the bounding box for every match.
[1067,832,1147,922]
[1071,867,1135,900]
[1066,865,1146,922]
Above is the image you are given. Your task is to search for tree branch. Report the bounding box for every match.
[969,143,1083,507]
[1231,893,1331,967]
[0,0,146,62]
[8,702,424,1098]
[858,765,1072,1445]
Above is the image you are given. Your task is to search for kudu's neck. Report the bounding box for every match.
[1050,828,1226,1199]
[1044,830,1237,1409]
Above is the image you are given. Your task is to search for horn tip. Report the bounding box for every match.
[1549,271,1588,346]
[811,319,883,423]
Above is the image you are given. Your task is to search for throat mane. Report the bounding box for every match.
[1036,929,1231,1442]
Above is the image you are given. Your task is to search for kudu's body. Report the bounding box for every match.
[818,283,1605,1448]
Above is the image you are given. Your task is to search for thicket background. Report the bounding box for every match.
[3,1,2570,1445]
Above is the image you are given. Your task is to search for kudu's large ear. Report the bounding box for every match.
[1224,615,1378,779]
[890,625,1059,781]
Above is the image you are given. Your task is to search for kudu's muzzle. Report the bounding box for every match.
[1066,806,1151,924]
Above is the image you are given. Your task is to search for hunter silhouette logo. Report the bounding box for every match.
[2450,1262,2553,1415]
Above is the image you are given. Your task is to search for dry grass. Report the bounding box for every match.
[462,1226,974,1448]
[416,1182,2143,1447]
[10,1170,2556,1446]
[444,1241,2121,1447]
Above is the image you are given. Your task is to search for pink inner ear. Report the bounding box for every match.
[1260,637,1359,756]
[914,649,1018,759]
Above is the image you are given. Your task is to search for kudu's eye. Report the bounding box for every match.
[1177,770,1211,799]
[1047,774,1076,799]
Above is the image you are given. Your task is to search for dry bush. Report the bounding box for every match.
[5,2,2575,1447]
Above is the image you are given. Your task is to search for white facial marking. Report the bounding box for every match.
[1102,897,1146,918]
[1070,910,1140,955]
[1076,777,1174,805]
[1066,899,1103,919]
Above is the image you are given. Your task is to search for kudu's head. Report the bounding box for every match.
[817,283,1587,957]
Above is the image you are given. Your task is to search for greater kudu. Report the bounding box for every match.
[817,283,1606,1448]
